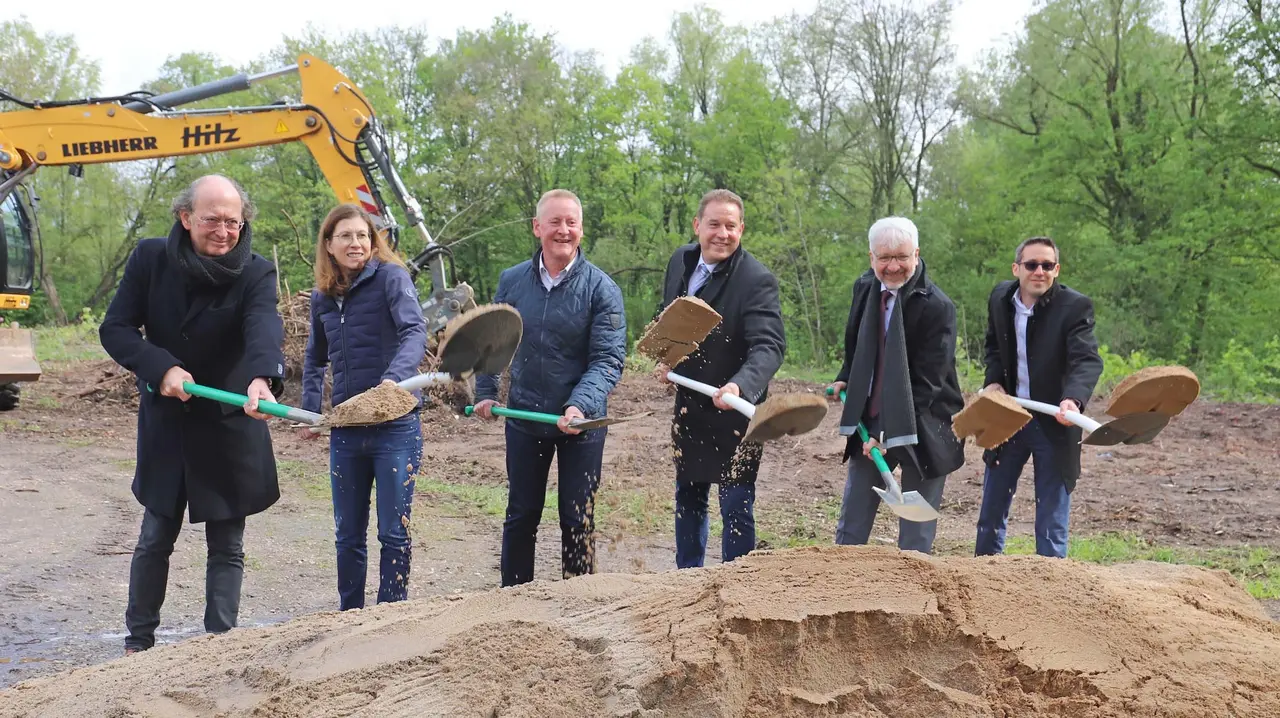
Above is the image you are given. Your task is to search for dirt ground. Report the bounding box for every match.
[1,360,1277,690]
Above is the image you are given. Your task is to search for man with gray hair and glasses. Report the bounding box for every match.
[100,174,285,654]
[825,216,965,553]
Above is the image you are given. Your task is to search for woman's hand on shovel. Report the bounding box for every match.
[861,435,882,459]
[298,426,321,441]
[472,399,499,420]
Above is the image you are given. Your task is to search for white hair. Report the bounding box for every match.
[867,216,918,252]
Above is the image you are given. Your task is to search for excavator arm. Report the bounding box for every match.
[0,54,475,335]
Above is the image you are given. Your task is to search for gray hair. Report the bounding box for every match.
[868,216,918,252]
[170,174,256,222]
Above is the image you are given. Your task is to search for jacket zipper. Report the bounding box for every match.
[339,307,351,401]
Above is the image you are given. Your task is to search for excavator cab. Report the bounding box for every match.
[0,180,40,410]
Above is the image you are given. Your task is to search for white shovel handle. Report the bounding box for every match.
[666,372,755,419]
[1003,395,1100,433]
[397,372,453,392]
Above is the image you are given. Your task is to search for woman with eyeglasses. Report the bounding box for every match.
[300,203,427,610]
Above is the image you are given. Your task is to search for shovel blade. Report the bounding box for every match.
[1082,412,1171,446]
[438,304,523,378]
[872,486,941,523]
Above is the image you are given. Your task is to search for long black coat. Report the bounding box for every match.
[835,261,965,479]
[100,235,285,523]
[982,280,1103,490]
[660,244,786,483]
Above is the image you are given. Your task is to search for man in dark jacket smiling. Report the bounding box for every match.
[100,174,285,654]
[474,189,627,586]
[656,189,786,569]
[827,216,964,554]
[977,236,1102,558]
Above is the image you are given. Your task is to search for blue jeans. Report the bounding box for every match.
[501,423,606,587]
[975,419,1072,558]
[675,479,757,568]
[329,416,422,610]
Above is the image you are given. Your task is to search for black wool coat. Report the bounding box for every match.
[100,234,285,523]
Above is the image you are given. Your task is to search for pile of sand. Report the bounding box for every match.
[3,546,1277,717]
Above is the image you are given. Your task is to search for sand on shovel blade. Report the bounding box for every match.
[325,381,419,427]
[636,296,722,366]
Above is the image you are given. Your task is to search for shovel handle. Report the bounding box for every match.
[464,405,562,426]
[666,372,755,418]
[827,387,902,499]
[396,372,452,392]
[146,381,324,424]
[996,394,1101,433]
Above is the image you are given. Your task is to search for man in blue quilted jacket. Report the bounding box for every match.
[474,189,627,586]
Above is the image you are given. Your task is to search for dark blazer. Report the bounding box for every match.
[660,243,786,483]
[100,235,285,523]
[983,280,1103,489]
[835,261,965,479]
[474,248,627,438]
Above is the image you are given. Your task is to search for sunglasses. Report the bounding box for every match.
[1019,260,1057,272]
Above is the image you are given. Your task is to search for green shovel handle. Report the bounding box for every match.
[463,404,561,425]
[147,381,321,424]
[826,386,891,475]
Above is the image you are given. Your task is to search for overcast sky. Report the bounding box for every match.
[16,0,1035,94]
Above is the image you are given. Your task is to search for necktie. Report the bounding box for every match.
[688,263,712,296]
[869,289,892,418]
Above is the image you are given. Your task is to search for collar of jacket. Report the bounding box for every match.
[528,246,585,287]
[681,243,743,278]
[859,257,935,298]
[1001,276,1061,309]
[336,258,382,298]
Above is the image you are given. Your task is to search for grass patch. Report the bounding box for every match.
[417,476,558,524]
[32,323,108,364]
[774,363,841,385]
[111,458,136,471]
[277,459,329,500]
[941,532,1280,600]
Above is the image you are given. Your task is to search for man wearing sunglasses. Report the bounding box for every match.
[976,236,1103,558]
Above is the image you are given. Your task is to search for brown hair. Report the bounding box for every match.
[1014,236,1059,263]
[696,189,745,220]
[313,204,405,296]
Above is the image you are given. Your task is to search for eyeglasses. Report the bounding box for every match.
[331,231,372,244]
[873,253,913,264]
[198,216,244,232]
[1019,260,1058,272]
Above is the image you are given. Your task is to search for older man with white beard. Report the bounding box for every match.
[826,216,965,553]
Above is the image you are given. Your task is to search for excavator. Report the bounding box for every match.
[0,54,476,410]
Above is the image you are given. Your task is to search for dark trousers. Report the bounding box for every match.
[834,413,946,553]
[674,479,757,568]
[975,419,1072,558]
[501,423,606,587]
[124,507,245,651]
[330,417,422,610]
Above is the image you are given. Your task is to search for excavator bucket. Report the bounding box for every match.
[0,326,41,383]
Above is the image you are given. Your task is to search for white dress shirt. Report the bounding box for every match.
[1012,290,1035,399]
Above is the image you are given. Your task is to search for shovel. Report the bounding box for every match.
[826,388,940,523]
[634,296,826,442]
[153,381,325,424]
[1001,395,1170,446]
[463,404,652,430]
[667,372,827,443]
